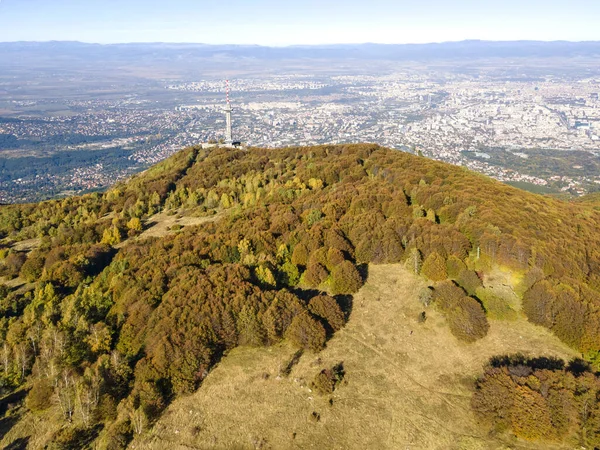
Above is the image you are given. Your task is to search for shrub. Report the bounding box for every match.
[311,362,345,395]
[26,379,54,412]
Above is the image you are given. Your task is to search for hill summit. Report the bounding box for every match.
[0,144,600,449]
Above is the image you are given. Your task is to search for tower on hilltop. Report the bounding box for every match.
[223,79,233,144]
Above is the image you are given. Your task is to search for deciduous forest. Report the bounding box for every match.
[0,143,599,448]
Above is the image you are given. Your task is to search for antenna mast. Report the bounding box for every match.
[224,79,233,144]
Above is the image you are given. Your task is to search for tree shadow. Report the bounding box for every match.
[290,288,323,303]
[356,263,369,284]
[335,294,353,321]
[0,415,20,442]
[489,354,566,371]
[0,390,27,442]
[0,390,27,418]
[4,436,30,450]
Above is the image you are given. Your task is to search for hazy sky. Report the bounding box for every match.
[0,0,598,45]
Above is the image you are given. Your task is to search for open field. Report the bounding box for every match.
[133,264,577,450]
[137,210,223,240]
[115,208,224,250]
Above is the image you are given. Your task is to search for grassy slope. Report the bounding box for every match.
[133,264,576,450]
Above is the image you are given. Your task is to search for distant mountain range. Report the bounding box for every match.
[2,40,600,63]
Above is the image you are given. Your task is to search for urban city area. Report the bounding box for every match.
[1,46,600,202]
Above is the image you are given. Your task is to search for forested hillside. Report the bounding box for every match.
[0,144,599,448]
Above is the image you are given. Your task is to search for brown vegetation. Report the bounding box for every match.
[472,354,600,447]
[0,143,599,447]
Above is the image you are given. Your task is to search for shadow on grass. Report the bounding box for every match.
[0,414,20,442]
[0,390,26,418]
[0,389,27,442]
[4,436,30,450]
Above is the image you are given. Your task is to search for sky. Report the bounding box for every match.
[0,0,599,46]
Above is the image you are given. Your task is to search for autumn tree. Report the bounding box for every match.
[285,312,326,351]
[330,260,363,295]
[308,295,345,332]
[421,251,447,281]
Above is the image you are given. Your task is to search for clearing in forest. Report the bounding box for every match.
[134,264,576,450]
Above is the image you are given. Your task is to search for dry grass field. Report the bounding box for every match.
[136,210,221,240]
[132,264,577,450]
[115,209,223,249]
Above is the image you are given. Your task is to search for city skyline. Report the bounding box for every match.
[1,0,599,46]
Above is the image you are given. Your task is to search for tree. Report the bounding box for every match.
[330,261,362,295]
[433,281,489,342]
[421,252,447,281]
[101,226,122,246]
[456,270,483,296]
[285,312,326,352]
[291,243,309,267]
[255,265,277,287]
[308,295,345,332]
[127,217,142,233]
[405,248,422,275]
[303,261,328,288]
[3,252,26,278]
[20,252,45,282]
[237,305,266,347]
[446,255,467,279]
[278,261,300,286]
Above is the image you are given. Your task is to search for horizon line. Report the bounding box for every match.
[2,38,600,47]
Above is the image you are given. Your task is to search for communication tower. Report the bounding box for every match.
[223,79,233,144]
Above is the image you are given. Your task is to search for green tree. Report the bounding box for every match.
[127,217,142,233]
[101,226,122,246]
